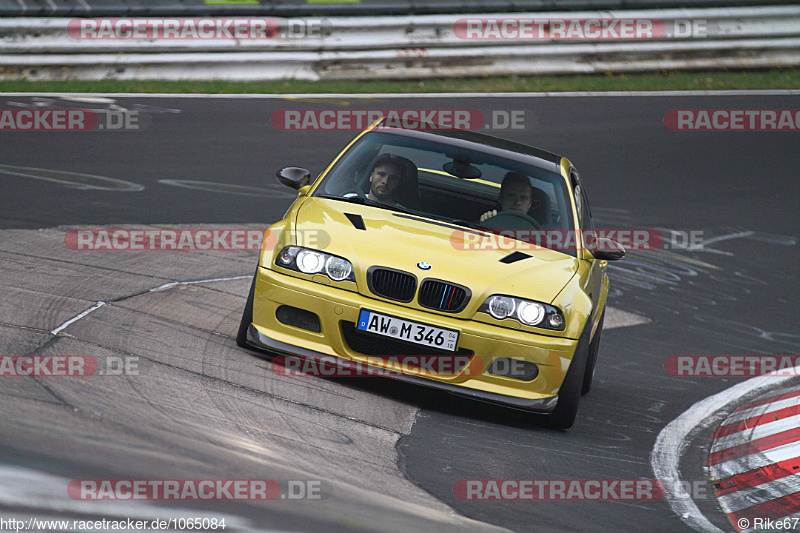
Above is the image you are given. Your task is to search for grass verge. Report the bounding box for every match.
[0,69,798,94]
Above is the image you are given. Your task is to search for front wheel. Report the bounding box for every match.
[546,338,591,429]
[546,318,592,430]
[547,363,584,430]
[236,268,258,348]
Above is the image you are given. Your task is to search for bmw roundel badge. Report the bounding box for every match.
[417,261,432,270]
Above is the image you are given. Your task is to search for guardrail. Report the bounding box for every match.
[1,6,798,80]
[2,0,798,17]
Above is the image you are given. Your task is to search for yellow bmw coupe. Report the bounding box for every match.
[237,120,624,429]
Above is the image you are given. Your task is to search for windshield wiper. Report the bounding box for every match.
[315,194,421,216]
[447,218,485,231]
[316,195,488,232]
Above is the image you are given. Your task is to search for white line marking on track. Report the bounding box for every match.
[651,368,800,533]
[697,232,755,248]
[51,301,106,335]
[149,275,250,293]
[158,178,295,198]
[0,164,144,192]
[50,275,250,335]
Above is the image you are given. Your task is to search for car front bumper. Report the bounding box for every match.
[247,266,581,413]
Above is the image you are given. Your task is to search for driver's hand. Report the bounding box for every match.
[479,210,497,222]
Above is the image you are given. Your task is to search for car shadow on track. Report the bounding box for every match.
[241,345,565,432]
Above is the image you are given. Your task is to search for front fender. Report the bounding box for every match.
[259,197,309,268]
[551,275,593,340]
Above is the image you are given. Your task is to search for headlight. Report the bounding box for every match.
[325,256,352,281]
[296,249,325,274]
[276,246,355,283]
[277,247,299,266]
[487,296,516,319]
[547,313,564,329]
[479,295,565,331]
[517,301,545,326]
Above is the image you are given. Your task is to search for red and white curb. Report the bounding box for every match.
[652,369,800,533]
[709,385,800,531]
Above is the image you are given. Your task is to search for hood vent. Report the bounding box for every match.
[500,252,531,264]
[344,213,366,230]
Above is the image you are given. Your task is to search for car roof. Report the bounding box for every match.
[372,124,563,175]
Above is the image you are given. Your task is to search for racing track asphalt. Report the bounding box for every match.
[0,93,798,532]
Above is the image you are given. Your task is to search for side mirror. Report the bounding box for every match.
[276,167,311,189]
[592,238,625,261]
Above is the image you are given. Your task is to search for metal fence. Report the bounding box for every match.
[2,0,798,16]
[1,6,798,80]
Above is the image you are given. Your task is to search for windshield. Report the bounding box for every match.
[313,131,576,254]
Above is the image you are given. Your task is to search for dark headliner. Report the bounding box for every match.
[374,124,564,174]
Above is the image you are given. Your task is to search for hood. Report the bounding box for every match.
[295,198,579,308]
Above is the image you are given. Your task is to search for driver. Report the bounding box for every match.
[479,171,533,222]
[367,154,408,206]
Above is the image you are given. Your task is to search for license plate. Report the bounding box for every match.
[357,309,459,352]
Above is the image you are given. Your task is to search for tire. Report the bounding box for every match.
[236,268,258,348]
[581,309,605,396]
[546,317,592,430]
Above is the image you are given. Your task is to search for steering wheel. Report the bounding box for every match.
[480,210,542,231]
